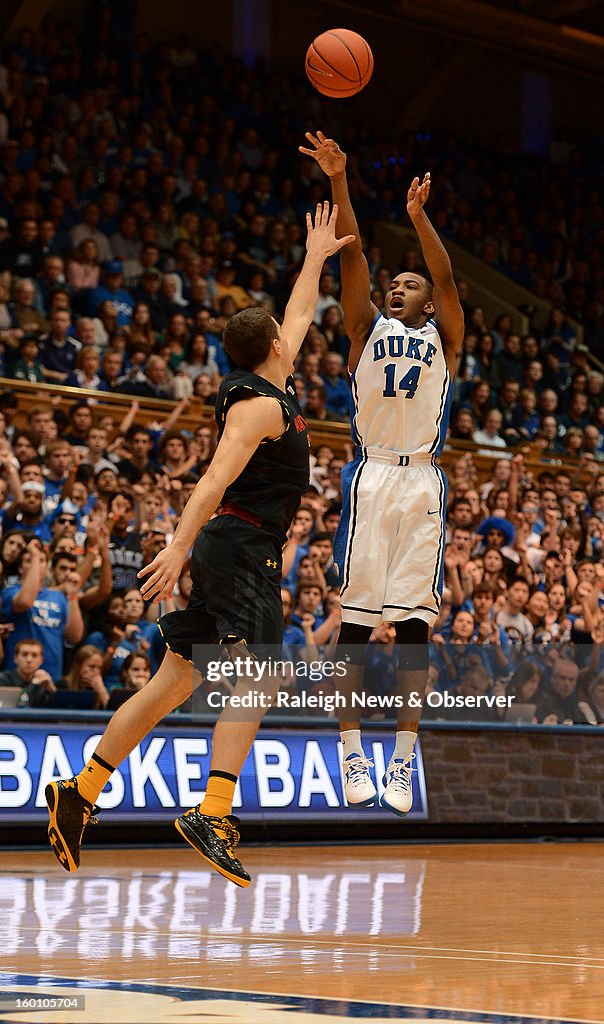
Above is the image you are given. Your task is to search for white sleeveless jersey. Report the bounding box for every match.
[350,314,452,456]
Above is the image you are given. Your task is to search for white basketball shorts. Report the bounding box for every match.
[333,451,447,627]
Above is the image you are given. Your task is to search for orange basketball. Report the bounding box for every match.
[305,29,373,99]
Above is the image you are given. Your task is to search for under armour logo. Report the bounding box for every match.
[266,559,277,569]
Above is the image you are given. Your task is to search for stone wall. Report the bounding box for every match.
[420,727,604,823]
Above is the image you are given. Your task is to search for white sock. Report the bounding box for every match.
[340,729,364,760]
[391,730,416,763]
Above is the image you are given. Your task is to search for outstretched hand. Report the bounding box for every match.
[299,131,346,177]
[306,201,355,258]
[407,172,431,218]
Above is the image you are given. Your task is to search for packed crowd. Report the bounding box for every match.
[0,13,603,441]
[0,12,603,725]
[279,450,604,726]
[0,386,603,726]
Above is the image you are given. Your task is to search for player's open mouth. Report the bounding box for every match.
[390,297,405,311]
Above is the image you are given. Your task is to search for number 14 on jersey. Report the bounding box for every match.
[382,363,421,399]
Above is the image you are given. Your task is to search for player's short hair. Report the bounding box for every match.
[396,266,433,291]
[223,308,278,370]
[415,267,433,290]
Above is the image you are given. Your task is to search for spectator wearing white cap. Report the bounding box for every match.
[0,480,46,537]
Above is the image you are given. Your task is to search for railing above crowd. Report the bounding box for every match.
[0,375,589,482]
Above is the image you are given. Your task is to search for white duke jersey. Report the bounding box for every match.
[351,314,452,456]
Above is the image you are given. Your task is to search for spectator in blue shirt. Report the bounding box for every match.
[42,439,73,514]
[281,506,315,593]
[122,587,164,673]
[0,480,46,536]
[192,308,230,374]
[363,622,398,698]
[85,593,140,690]
[305,383,347,423]
[515,388,541,439]
[322,352,352,420]
[290,582,325,632]
[1,541,84,680]
[38,309,81,383]
[89,260,135,326]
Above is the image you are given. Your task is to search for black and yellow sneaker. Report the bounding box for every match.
[45,777,99,872]
[174,809,251,888]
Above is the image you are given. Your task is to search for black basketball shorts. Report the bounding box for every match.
[158,516,284,664]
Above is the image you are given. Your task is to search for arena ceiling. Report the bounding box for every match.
[319,0,604,83]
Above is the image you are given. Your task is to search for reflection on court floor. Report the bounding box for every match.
[0,857,425,956]
[0,844,603,1023]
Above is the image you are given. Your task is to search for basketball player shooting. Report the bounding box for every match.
[300,132,464,815]
[45,202,354,887]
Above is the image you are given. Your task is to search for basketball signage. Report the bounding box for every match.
[0,725,428,821]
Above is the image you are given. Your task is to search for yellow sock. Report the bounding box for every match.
[198,773,236,818]
[76,753,114,805]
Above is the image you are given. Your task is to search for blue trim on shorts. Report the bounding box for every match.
[431,464,448,605]
[436,374,453,456]
[430,369,451,455]
[350,371,362,445]
[333,455,365,591]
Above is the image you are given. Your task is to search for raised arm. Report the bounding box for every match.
[406,173,465,373]
[137,396,284,603]
[62,567,85,644]
[280,201,354,362]
[79,526,113,611]
[157,395,191,434]
[117,400,140,437]
[12,543,43,614]
[300,132,377,371]
[0,455,24,512]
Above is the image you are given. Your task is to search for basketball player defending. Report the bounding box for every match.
[45,203,354,886]
[300,132,464,815]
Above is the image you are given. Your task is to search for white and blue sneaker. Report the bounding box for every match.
[342,754,377,806]
[380,755,415,816]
